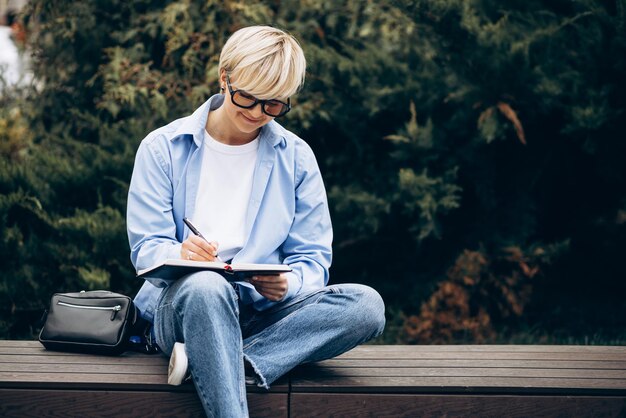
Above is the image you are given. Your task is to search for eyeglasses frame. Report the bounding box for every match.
[225,74,291,118]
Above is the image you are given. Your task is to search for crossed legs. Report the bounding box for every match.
[153,272,385,417]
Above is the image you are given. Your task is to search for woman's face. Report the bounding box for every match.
[224,91,274,135]
[220,74,275,137]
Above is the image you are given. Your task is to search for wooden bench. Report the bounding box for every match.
[1,341,625,417]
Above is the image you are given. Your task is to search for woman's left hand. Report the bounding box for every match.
[249,274,288,301]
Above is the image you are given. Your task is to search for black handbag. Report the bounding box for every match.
[39,290,138,355]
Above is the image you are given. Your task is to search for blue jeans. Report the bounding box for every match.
[153,271,386,418]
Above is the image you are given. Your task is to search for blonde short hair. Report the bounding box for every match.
[219,26,306,100]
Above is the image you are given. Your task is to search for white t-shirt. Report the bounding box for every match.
[192,131,259,261]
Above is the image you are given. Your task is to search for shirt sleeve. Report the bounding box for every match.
[127,135,182,288]
[252,140,333,310]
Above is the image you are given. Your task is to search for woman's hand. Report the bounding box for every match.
[180,235,220,261]
[249,274,288,301]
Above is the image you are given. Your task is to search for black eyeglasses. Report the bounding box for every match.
[226,75,291,118]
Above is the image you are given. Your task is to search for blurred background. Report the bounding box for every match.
[1,0,625,345]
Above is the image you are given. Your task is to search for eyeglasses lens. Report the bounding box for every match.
[232,91,256,107]
[264,101,287,117]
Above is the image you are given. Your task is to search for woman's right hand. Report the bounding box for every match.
[180,235,220,261]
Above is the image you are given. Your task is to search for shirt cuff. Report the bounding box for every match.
[168,242,183,260]
[282,271,302,302]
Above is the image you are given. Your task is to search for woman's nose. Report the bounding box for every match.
[249,103,264,118]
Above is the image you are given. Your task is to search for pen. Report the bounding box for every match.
[182,217,224,262]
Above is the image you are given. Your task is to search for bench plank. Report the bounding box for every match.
[291,376,626,394]
[290,393,626,418]
[335,350,626,361]
[0,389,287,418]
[338,344,626,353]
[303,358,626,370]
[0,353,169,365]
[293,366,626,379]
[0,371,287,393]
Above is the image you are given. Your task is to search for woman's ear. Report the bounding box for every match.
[219,69,227,90]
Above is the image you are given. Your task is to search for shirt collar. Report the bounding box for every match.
[170,94,286,148]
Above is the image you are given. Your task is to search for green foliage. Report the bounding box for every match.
[396,167,461,240]
[1,0,625,342]
[328,185,390,248]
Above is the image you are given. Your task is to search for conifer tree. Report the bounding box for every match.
[1,0,624,342]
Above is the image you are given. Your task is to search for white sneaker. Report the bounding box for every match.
[168,342,189,386]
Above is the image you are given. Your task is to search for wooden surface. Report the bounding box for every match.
[1,340,625,417]
[290,394,626,418]
[291,344,626,395]
[0,340,287,418]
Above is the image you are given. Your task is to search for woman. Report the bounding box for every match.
[127,25,385,417]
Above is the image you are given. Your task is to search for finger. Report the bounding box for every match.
[253,282,287,292]
[250,275,283,283]
[186,242,213,260]
[181,242,201,260]
[208,241,221,261]
[187,237,219,259]
[251,280,280,291]
[189,236,219,255]
[262,289,285,298]
[253,284,288,298]
[251,277,286,287]
[251,277,286,290]
[183,244,214,261]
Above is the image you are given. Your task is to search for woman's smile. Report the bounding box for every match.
[240,112,265,125]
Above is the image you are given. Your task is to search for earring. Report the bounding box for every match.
[220,86,225,92]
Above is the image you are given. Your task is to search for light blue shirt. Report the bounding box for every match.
[127,95,332,322]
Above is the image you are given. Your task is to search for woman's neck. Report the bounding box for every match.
[206,107,259,145]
